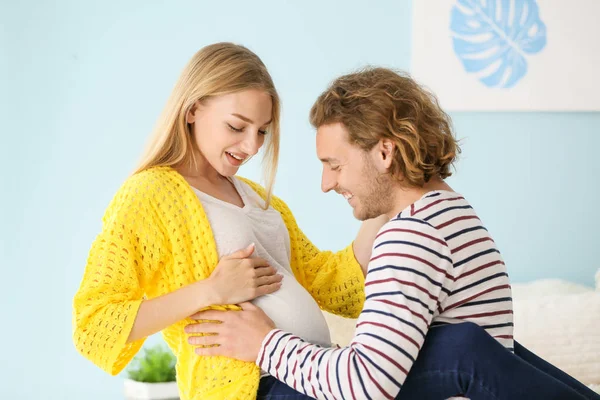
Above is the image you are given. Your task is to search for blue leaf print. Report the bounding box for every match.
[450,0,547,88]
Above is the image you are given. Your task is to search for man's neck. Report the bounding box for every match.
[385,177,454,219]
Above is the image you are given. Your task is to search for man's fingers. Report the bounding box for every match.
[195,345,227,358]
[188,334,219,346]
[185,322,222,334]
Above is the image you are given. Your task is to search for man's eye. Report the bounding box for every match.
[331,166,340,171]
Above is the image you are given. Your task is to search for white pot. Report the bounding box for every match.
[124,379,179,400]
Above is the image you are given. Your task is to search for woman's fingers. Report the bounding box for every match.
[256,273,283,288]
[253,264,277,277]
[256,281,284,296]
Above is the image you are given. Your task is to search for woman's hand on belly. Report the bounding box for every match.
[208,243,283,304]
[185,301,275,362]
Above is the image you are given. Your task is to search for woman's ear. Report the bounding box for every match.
[186,101,200,124]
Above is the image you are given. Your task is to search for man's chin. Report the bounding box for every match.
[353,206,386,221]
[352,207,370,222]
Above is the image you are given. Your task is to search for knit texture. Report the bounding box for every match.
[72,166,365,400]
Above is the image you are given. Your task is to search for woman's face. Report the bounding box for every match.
[186,89,273,177]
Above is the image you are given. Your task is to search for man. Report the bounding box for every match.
[185,68,597,400]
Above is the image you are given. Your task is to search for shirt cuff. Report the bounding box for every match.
[256,328,283,370]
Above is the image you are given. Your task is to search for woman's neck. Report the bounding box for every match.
[177,151,225,186]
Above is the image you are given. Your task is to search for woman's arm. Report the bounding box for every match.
[127,244,281,343]
[73,178,280,375]
[352,215,389,275]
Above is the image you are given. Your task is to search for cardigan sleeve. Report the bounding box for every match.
[72,175,168,375]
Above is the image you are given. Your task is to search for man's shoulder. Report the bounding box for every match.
[376,215,449,250]
[383,214,439,232]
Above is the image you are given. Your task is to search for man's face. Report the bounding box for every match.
[316,122,394,221]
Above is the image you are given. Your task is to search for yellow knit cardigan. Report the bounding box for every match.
[72,166,365,400]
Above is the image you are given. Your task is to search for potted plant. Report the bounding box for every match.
[124,344,179,400]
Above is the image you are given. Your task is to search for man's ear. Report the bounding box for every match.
[378,139,395,170]
[186,101,200,124]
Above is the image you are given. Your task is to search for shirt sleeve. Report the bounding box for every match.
[256,217,453,400]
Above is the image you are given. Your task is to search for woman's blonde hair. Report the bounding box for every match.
[135,42,280,208]
[310,67,459,187]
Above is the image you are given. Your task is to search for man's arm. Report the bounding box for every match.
[257,218,453,400]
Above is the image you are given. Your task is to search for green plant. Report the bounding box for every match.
[127,344,177,383]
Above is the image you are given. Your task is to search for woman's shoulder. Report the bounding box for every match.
[116,166,183,197]
[104,166,185,217]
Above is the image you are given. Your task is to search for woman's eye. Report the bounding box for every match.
[227,124,243,132]
[258,129,268,135]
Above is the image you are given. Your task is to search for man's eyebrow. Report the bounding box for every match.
[231,113,272,126]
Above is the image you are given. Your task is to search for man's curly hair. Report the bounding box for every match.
[310,67,460,187]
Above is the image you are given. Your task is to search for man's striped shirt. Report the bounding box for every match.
[257,190,513,400]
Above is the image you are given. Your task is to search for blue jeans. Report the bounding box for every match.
[257,376,313,399]
[257,322,600,399]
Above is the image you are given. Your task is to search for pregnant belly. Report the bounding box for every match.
[251,272,331,347]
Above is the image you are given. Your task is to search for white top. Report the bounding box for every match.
[192,177,332,353]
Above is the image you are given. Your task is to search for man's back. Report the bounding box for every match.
[387,190,514,350]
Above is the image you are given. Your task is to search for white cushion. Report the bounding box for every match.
[512,278,591,298]
[512,278,600,386]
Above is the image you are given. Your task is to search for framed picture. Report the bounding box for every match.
[411,0,600,111]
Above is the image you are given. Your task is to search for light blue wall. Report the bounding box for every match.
[3,0,599,398]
